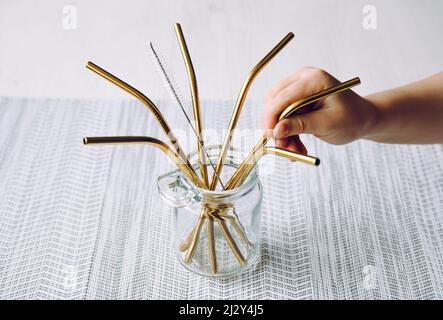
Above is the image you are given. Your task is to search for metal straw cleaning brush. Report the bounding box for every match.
[83,23,360,277]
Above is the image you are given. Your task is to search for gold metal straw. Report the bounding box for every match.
[265,147,320,164]
[206,216,217,273]
[179,147,318,252]
[279,77,361,120]
[225,147,319,190]
[216,212,252,247]
[182,32,296,268]
[180,77,361,255]
[184,209,247,266]
[184,210,210,263]
[150,42,242,272]
[83,136,204,188]
[174,23,209,187]
[86,62,242,272]
[85,28,360,274]
[85,61,201,185]
[174,23,217,273]
[148,42,227,189]
[208,32,295,190]
[184,209,246,266]
[225,77,361,190]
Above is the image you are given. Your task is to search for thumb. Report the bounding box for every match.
[273,113,320,139]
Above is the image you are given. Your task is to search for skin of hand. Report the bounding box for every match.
[263,67,443,154]
[262,66,378,154]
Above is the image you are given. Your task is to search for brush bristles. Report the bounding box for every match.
[148,42,188,109]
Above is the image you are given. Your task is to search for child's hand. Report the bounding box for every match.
[262,67,379,154]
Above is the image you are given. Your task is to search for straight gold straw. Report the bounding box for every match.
[85,61,200,185]
[208,32,295,190]
[83,136,204,188]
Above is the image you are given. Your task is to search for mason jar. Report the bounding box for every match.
[157,145,263,277]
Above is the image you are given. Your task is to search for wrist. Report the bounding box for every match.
[361,95,385,141]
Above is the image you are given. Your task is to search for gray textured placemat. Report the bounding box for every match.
[0,97,442,299]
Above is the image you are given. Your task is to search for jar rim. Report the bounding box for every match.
[182,145,259,200]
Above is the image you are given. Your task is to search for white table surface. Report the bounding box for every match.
[1,0,443,300]
[1,96,442,300]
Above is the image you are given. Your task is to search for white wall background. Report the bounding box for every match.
[0,0,442,101]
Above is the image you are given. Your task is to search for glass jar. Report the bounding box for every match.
[157,145,263,277]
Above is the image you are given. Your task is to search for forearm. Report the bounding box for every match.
[364,72,443,144]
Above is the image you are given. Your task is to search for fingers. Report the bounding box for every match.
[275,136,308,156]
[273,111,325,139]
[285,136,308,156]
[275,138,288,149]
[263,67,338,130]
[263,81,308,130]
[274,118,299,139]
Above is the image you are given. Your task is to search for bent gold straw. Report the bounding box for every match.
[183,32,295,268]
[85,61,201,185]
[205,147,317,246]
[225,147,319,190]
[180,78,361,254]
[83,136,204,188]
[208,32,295,190]
[175,23,209,187]
[183,125,317,260]
[150,43,239,272]
[179,147,318,252]
[183,208,246,266]
[279,77,361,120]
[184,206,247,267]
[216,212,252,247]
[148,42,227,189]
[206,215,217,273]
[224,77,361,189]
[175,23,217,273]
[265,147,320,164]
